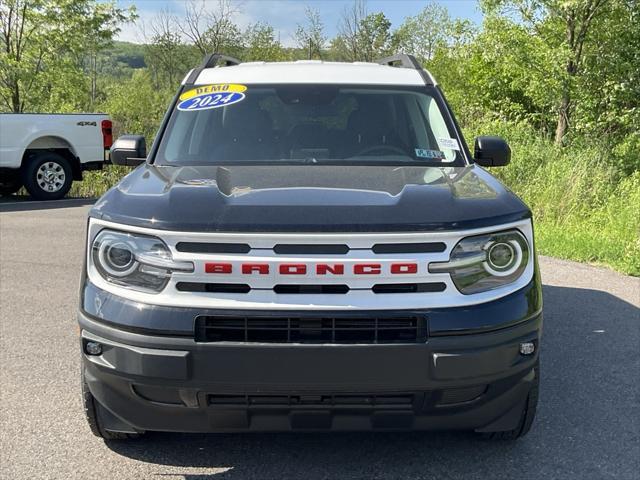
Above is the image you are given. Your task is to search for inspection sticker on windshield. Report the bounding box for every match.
[437,137,461,151]
[177,84,247,111]
[415,149,446,159]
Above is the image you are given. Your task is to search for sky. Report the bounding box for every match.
[115,0,483,46]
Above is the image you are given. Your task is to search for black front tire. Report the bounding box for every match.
[22,152,73,200]
[482,364,539,440]
[81,370,141,440]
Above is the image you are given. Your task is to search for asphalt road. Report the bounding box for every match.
[1,200,638,480]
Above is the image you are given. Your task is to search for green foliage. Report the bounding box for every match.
[610,134,640,176]
[141,10,199,91]
[331,2,392,61]
[69,165,131,198]
[0,0,136,113]
[356,13,392,61]
[294,7,326,60]
[97,41,146,76]
[573,0,640,141]
[99,70,173,141]
[478,0,638,143]
[242,23,287,62]
[392,2,451,62]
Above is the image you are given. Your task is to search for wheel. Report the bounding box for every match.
[81,369,141,440]
[22,152,73,200]
[0,172,22,196]
[482,364,539,440]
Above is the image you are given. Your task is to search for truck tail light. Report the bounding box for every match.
[101,119,113,150]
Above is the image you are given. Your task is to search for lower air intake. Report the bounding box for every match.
[195,315,427,344]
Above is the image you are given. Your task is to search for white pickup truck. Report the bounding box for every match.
[0,113,112,200]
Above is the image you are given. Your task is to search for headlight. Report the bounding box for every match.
[429,229,529,294]
[91,229,193,293]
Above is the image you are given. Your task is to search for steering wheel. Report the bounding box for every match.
[353,144,407,157]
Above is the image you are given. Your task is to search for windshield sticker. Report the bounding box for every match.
[177,84,247,111]
[437,137,461,151]
[415,148,446,159]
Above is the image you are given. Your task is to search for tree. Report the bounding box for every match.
[294,7,326,59]
[334,0,367,61]
[482,0,615,144]
[450,15,559,130]
[392,2,451,62]
[572,0,640,140]
[357,12,391,61]
[243,23,285,62]
[142,9,196,89]
[333,1,391,61]
[179,0,242,58]
[0,0,133,112]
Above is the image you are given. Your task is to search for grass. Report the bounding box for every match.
[69,165,130,198]
[68,123,639,276]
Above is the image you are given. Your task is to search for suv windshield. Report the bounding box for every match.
[154,84,466,166]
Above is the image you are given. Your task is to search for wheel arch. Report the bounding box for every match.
[22,136,82,180]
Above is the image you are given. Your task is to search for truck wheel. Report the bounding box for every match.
[482,364,539,440]
[0,173,22,196]
[81,370,141,440]
[22,152,73,200]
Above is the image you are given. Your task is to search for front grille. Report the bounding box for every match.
[176,242,250,253]
[273,244,350,254]
[177,282,446,295]
[175,242,446,255]
[372,242,446,254]
[208,393,416,409]
[177,282,251,293]
[273,284,350,294]
[372,282,446,293]
[195,315,427,344]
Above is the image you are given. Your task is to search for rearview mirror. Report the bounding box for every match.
[474,136,510,167]
[110,135,146,167]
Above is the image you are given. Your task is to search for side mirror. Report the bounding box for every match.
[110,135,146,167]
[474,136,511,167]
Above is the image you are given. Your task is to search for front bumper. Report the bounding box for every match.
[79,308,542,433]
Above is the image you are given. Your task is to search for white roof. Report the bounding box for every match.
[188,60,431,86]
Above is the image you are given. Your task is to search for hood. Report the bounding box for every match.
[90,164,530,232]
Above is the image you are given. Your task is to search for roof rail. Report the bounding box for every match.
[377,54,422,69]
[185,53,241,84]
[201,53,242,68]
[376,54,436,86]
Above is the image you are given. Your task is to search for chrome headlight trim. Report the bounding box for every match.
[89,227,194,293]
[428,229,530,294]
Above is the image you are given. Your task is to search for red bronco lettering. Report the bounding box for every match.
[204,262,419,275]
